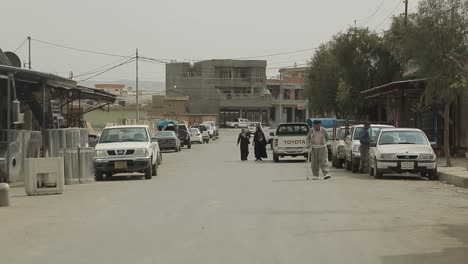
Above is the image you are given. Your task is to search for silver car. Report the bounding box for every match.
[155,131,181,152]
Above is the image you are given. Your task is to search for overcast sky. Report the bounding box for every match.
[1,0,420,83]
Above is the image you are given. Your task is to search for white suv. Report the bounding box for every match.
[94,125,161,180]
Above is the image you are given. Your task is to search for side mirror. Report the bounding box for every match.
[370,142,377,147]
[269,132,275,136]
[151,137,157,142]
[430,142,437,148]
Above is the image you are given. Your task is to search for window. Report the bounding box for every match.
[353,127,392,140]
[100,127,149,143]
[379,131,428,145]
[277,124,310,135]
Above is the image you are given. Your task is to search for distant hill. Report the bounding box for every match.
[82,80,165,92]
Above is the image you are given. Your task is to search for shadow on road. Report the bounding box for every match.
[345,172,427,181]
[98,174,146,182]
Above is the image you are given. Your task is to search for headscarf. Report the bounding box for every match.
[241,128,247,138]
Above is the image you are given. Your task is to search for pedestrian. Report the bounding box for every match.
[359,122,371,173]
[237,128,250,161]
[253,125,268,161]
[306,120,330,180]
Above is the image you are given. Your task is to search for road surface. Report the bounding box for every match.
[1,129,468,264]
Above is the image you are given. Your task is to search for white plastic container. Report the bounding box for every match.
[24,157,64,196]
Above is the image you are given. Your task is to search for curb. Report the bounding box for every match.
[439,169,468,188]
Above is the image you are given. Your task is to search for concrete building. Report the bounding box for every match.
[267,66,309,124]
[94,84,125,96]
[166,59,271,126]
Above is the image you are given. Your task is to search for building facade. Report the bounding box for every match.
[267,66,309,125]
[166,59,271,126]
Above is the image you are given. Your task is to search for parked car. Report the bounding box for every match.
[177,123,192,149]
[369,128,438,180]
[226,118,250,128]
[193,124,210,143]
[202,121,219,138]
[190,128,203,144]
[331,126,348,168]
[155,131,181,152]
[344,124,394,173]
[94,125,160,180]
[247,122,262,134]
[203,123,216,140]
[271,122,310,162]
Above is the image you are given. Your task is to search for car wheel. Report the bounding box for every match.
[158,152,162,165]
[428,168,438,181]
[145,164,152,179]
[152,160,157,176]
[369,158,375,176]
[234,125,239,128]
[95,172,104,181]
[188,141,192,149]
[273,154,279,162]
[374,159,383,179]
[106,173,113,181]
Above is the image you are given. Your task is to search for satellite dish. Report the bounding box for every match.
[4,52,21,68]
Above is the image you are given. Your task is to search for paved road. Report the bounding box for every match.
[2,129,468,264]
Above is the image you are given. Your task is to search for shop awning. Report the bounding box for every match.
[361,78,426,99]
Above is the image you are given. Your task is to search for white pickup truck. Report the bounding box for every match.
[270,123,310,162]
[226,118,250,128]
[94,125,161,180]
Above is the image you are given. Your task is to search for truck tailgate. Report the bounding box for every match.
[277,136,307,148]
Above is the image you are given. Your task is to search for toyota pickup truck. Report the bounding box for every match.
[226,118,250,128]
[271,122,310,162]
[94,125,161,180]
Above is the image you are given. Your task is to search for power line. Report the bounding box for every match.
[31,38,133,58]
[14,38,28,52]
[73,56,135,79]
[77,58,135,83]
[230,48,317,60]
[358,0,386,26]
[374,0,404,30]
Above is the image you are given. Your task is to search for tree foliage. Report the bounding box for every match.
[305,27,402,118]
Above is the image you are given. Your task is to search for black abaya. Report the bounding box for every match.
[253,130,268,160]
[237,133,250,161]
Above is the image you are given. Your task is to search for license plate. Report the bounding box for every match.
[114,161,127,169]
[401,162,414,170]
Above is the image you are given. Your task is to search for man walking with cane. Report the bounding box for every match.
[306,120,331,180]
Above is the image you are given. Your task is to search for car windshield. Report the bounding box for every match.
[336,127,348,140]
[99,127,148,143]
[277,124,310,135]
[379,131,429,145]
[195,126,207,132]
[156,131,175,138]
[353,126,390,140]
[190,128,199,133]
[204,124,213,129]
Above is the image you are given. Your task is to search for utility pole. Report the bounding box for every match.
[404,0,409,26]
[27,36,31,69]
[136,48,139,121]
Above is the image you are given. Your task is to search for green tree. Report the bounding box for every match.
[403,0,468,166]
[305,27,401,119]
[305,43,341,117]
